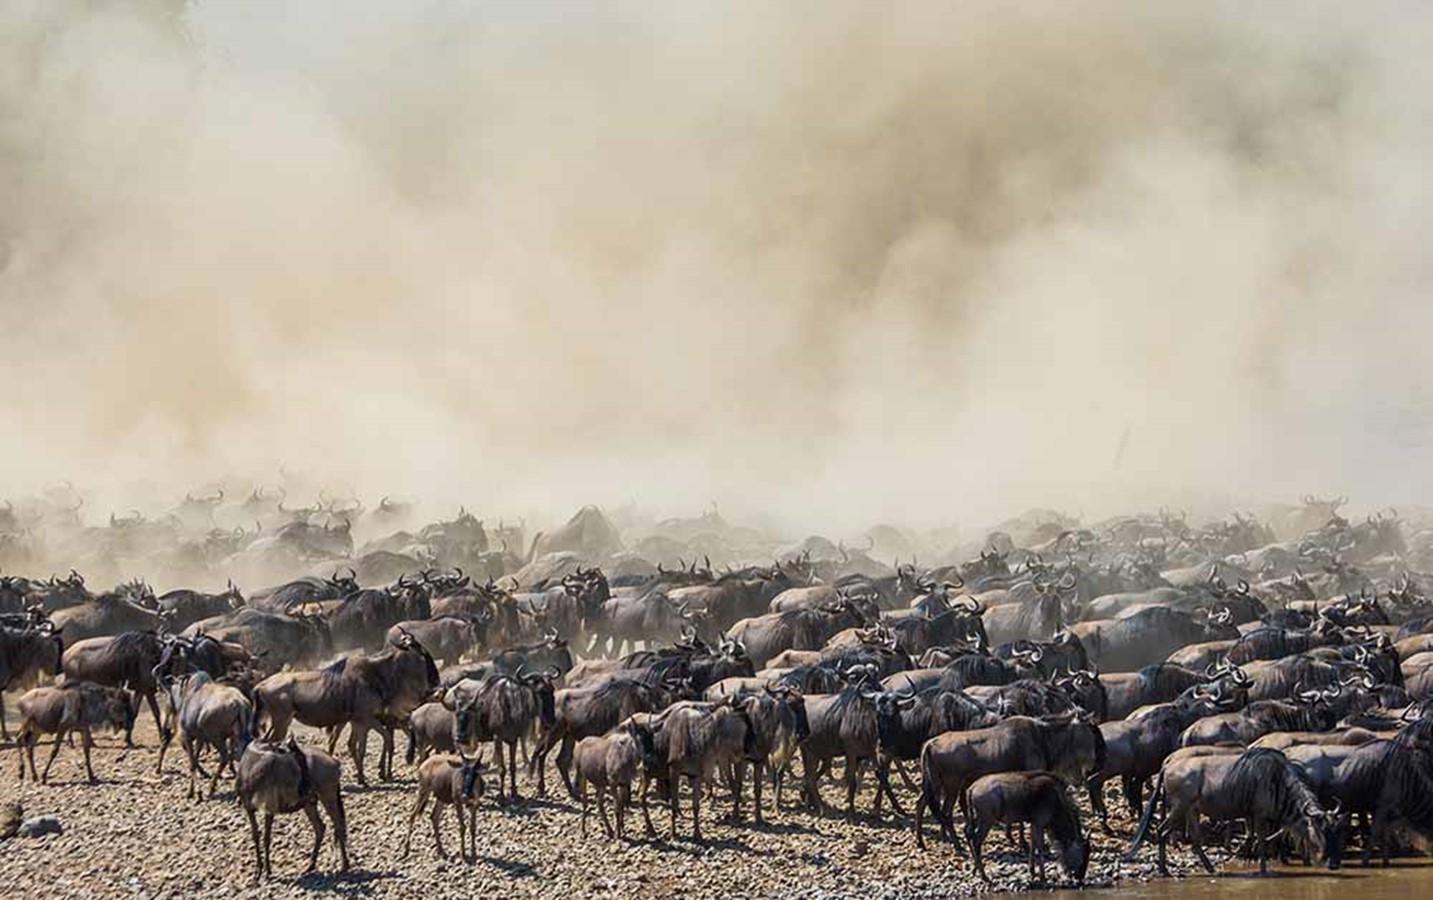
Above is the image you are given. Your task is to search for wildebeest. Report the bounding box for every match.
[1179,687,1340,747]
[574,718,660,839]
[725,599,869,669]
[156,581,244,632]
[156,670,253,797]
[1125,746,1343,874]
[401,751,488,861]
[253,632,439,784]
[451,667,558,801]
[0,617,63,739]
[1070,607,1239,672]
[15,682,134,783]
[235,738,350,881]
[915,714,1105,850]
[965,771,1091,885]
[386,613,488,667]
[405,701,458,767]
[658,698,757,840]
[529,675,678,797]
[1100,663,1213,721]
[873,685,999,816]
[61,630,169,744]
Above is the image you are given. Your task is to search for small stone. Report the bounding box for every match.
[18,815,63,838]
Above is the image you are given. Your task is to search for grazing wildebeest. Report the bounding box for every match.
[401,751,489,861]
[965,771,1091,885]
[235,739,350,881]
[15,682,134,783]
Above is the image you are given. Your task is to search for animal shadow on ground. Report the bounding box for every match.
[293,869,398,896]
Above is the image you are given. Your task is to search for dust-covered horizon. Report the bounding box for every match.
[2,1,1432,535]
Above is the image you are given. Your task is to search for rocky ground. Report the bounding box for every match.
[0,707,1242,899]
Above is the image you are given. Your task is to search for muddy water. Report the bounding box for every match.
[1048,861,1433,900]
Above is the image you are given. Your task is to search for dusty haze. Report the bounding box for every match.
[1,1,1431,535]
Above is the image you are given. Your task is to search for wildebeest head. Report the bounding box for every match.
[459,748,488,801]
[395,627,441,688]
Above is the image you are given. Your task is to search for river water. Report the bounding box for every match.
[1047,861,1433,900]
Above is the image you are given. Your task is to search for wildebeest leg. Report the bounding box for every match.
[598,783,615,838]
[1032,825,1048,883]
[80,728,96,785]
[303,804,326,873]
[579,773,591,836]
[615,783,631,840]
[243,805,264,881]
[507,740,521,800]
[967,818,991,882]
[324,789,350,871]
[728,762,744,819]
[348,722,369,786]
[41,728,66,783]
[326,724,343,755]
[1125,776,1146,819]
[940,795,961,849]
[669,769,682,838]
[846,756,865,821]
[557,736,578,799]
[210,742,231,799]
[876,758,909,818]
[691,774,704,842]
[752,760,765,824]
[467,804,477,862]
[431,799,448,859]
[381,723,397,781]
[262,812,276,879]
[20,730,39,781]
[638,772,657,837]
[1086,775,1110,832]
[454,804,469,862]
[1187,811,1215,874]
[0,701,7,741]
[183,735,199,799]
[144,690,168,745]
[402,785,431,858]
[800,748,821,810]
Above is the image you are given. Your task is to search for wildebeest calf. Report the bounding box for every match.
[965,771,1091,885]
[574,719,659,839]
[401,752,488,861]
[15,682,133,783]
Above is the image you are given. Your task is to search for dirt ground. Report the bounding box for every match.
[0,702,1233,899]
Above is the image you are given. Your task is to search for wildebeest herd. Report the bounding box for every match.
[7,486,1433,892]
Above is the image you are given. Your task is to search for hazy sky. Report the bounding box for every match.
[1,1,1430,531]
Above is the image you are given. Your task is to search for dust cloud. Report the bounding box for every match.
[1,1,1430,535]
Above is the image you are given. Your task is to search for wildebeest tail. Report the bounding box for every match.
[1123,768,1165,861]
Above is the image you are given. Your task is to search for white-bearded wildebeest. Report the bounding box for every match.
[873,685,999,817]
[236,738,350,881]
[0,617,63,739]
[385,613,488,667]
[182,606,334,671]
[252,631,439,784]
[798,666,886,821]
[915,713,1106,850]
[529,675,680,797]
[725,598,869,669]
[450,667,558,801]
[965,771,1091,885]
[156,670,253,797]
[401,751,489,861]
[156,581,244,633]
[405,701,458,767]
[1125,746,1343,875]
[48,591,170,643]
[61,630,169,745]
[656,698,758,841]
[1069,607,1240,672]
[574,717,660,839]
[15,681,134,783]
